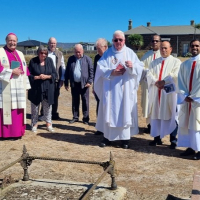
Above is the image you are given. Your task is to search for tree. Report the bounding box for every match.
[107,40,112,47]
[195,23,200,29]
[127,34,144,50]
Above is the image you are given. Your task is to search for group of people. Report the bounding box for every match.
[0,31,200,160]
[140,34,200,160]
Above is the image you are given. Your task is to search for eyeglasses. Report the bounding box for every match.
[40,52,47,55]
[152,40,160,43]
[114,38,123,42]
[191,45,200,48]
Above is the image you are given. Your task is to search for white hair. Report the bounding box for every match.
[74,44,83,50]
[113,30,125,39]
[48,37,57,44]
[95,38,108,47]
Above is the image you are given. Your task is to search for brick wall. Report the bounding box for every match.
[125,34,200,56]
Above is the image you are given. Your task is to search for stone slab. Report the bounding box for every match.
[0,179,127,200]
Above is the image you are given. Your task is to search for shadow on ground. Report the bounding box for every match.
[36,125,195,160]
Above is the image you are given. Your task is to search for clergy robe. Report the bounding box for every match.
[94,45,143,141]
[140,50,161,120]
[147,55,181,138]
[177,55,200,151]
[0,47,30,138]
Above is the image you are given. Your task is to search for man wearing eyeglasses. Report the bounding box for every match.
[140,35,161,133]
[94,30,144,149]
[147,41,181,149]
[177,39,200,159]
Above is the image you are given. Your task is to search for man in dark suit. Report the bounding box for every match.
[65,44,93,124]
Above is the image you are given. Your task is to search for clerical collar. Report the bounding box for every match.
[161,56,170,61]
[153,50,159,53]
[190,54,200,61]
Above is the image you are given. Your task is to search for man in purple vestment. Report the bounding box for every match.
[0,33,30,140]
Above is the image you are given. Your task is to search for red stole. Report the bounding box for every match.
[153,53,156,61]
[158,60,165,104]
[188,61,196,114]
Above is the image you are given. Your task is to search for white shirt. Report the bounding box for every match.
[48,51,66,81]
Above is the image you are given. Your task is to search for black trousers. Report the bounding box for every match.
[71,82,89,122]
[52,82,60,117]
[94,92,100,116]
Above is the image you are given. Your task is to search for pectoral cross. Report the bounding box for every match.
[4,111,10,117]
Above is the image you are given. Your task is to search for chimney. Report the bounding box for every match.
[147,22,151,27]
[191,20,195,26]
[128,19,132,30]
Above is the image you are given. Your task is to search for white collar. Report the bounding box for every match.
[190,54,200,61]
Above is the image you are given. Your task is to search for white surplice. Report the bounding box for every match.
[177,54,200,151]
[94,45,144,141]
[140,50,161,120]
[147,55,181,138]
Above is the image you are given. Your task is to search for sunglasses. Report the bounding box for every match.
[191,45,200,48]
[40,52,47,55]
[114,38,123,42]
[152,40,160,43]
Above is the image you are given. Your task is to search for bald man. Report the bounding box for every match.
[48,37,65,120]
[147,41,181,149]
[65,44,93,124]
[39,37,65,120]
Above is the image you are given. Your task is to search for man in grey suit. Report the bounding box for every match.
[65,44,93,124]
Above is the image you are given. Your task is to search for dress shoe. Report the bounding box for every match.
[83,121,89,125]
[121,140,130,149]
[52,116,61,120]
[100,138,111,147]
[149,139,162,146]
[144,124,151,134]
[169,142,177,149]
[122,144,129,149]
[194,152,200,160]
[180,148,195,156]
[69,119,78,124]
[95,131,103,135]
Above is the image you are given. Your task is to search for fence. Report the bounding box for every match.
[0,145,117,200]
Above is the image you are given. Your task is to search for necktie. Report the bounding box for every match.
[158,60,165,104]
[188,61,196,114]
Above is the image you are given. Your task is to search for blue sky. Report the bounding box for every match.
[0,0,199,44]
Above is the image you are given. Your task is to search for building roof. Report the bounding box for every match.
[57,42,76,50]
[124,25,200,35]
[17,40,47,47]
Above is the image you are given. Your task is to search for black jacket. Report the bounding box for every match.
[65,55,93,88]
[28,56,57,105]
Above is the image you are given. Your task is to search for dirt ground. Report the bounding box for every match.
[0,59,198,200]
